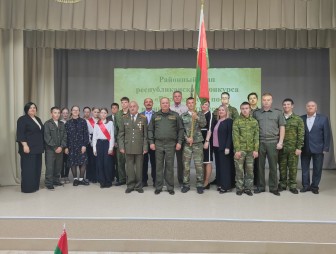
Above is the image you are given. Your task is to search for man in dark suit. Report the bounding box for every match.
[141,98,156,187]
[301,101,330,194]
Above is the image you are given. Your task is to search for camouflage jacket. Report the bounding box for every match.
[181,111,206,144]
[283,113,304,151]
[213,105,239,121]
[233,115,259,152]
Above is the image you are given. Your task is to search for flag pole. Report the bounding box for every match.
[190,0,205,145]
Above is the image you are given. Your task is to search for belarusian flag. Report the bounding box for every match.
[54,229,68,254]
[195,5,210,104]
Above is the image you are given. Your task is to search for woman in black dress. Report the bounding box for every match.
[16,102,44,193]
[212,105,234,193]
[65,106,90,186]
[201,101,214,189]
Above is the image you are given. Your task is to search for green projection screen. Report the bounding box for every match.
[114,68,261,112]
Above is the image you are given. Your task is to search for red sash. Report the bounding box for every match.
[88,118,95,128]
[98,120,111,141]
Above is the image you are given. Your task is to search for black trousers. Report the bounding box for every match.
[96,140,113,185]
[61,153,70,178]
[86,145,97,181]
[214,148,233,191]
[142,147,156,184]
[20,153,42,193]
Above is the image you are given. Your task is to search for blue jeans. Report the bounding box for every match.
[301,152,324,190]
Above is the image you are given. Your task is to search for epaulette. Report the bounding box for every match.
[140,114,146,119]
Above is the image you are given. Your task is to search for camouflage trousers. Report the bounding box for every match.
[278,149,299,189]
[183,142,204,187]
[234,151,254,191]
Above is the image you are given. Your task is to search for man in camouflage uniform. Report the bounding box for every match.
[233,102,259,196]
[213,92,239,121]
[247,92,260,186]
[248,92,260,114]
[181,97,206,194]
[114,97,130,186]
[278,98,304,194]
[148,97,184,195]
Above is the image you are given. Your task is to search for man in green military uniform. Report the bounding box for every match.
[253,93,286,196]
[180,97,206,194]
[44,107,67,190]
[233,102,259,196]
[213,92,239,121]
[119,101,148,193]
[148,97,184,195]
[248,92,260,114]
[278,98,304,194]
[114,97,130,186]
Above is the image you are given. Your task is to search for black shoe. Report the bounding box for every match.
[73,179,79,186]
[80,179,90,186]
[125,188,133,193]
[244,189,253,196]
[278,186,286,192]
[53,182,63,186]
[142,182,148,187]
[312,189,319,194]
[197,187,204,194]
[105,183,112,188]
[100,183,105,188]
[46,186,55,191]
[300,187,311,193]
[219,189,227,194]
[210,179,217,185]
[236,190,243,196]
[116,181,126,186]
[137,189,144,193]
[92,180,97,183]
[270,190,280,196]
[154,189,162,195]
[254,188,265,194]
[203,183,210,190]
[168,190,175,195]
[181,186,190,193]
[289,188,299,194]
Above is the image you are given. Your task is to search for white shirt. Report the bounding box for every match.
[170,103,188,115]
[144,110,153,124]
[130,113,138,121]
[92,120,115,153]
[87,117,99,145]
[307,113,316,132]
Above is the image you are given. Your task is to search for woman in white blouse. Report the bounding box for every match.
[93,108,115,188]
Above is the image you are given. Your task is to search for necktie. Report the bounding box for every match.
[132,115,135,122]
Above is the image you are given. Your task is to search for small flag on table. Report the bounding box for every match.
[54,229,68,254]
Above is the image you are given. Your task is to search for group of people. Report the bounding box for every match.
[16,91,330,196]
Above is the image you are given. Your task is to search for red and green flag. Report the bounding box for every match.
[195,6,210,104]
[54,229,68,254]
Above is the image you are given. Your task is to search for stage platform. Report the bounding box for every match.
[0,170,336,254]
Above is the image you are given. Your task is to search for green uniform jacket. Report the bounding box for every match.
[148,110,184,145]
[283,113,304,151]
[114,109,130,143]
[44,119,67,151]
[253,108,286,143]
[233,115,259,152]
[213,104,239,121]
[181,111,206,144]
[118,114,148,154]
